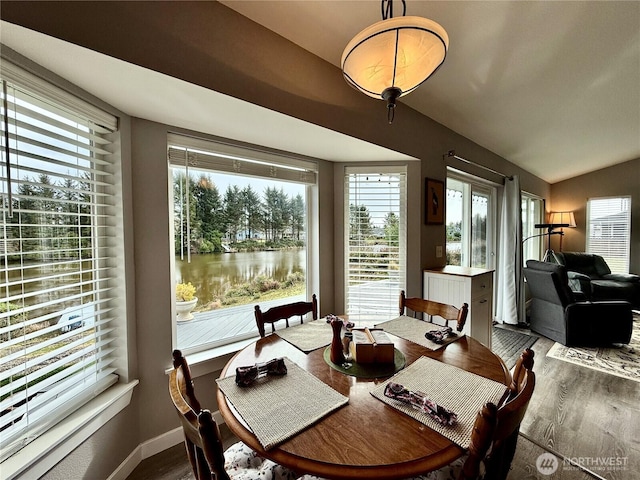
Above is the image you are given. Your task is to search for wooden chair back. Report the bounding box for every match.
[459,349,536,480]
[169,350,230,480]
[254,293,318,337]
[399,290,469,332]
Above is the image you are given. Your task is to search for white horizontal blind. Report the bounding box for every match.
[167,134,317,185]
[0,67,119,459]
[0,61,118,132]
[586,196,631,273]
[345,167,406,322]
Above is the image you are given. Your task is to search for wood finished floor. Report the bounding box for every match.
[127,330,639,480]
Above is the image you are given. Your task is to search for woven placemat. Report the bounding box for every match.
[275,320,332,352]
[217,357,348,449]
[323,346,406,378]
[371,356,507,448]
[376,316,462,350]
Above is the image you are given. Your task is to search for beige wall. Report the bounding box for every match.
[1,2,554,479]
[0,0,548,276]
[550,158,640,273]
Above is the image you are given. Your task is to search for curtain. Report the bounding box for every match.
[495,175,524,325]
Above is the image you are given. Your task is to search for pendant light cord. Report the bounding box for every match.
[382,0,406,20]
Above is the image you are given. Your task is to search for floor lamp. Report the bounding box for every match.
[524,223,569,263]
[548,211,577,252]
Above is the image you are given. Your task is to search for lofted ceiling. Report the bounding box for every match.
[0,21,415,165]
[219,0,640,183]
[1,1,639,184]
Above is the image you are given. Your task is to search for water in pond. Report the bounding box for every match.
[175,249,306,304]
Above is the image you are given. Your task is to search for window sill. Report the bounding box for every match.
[170,337,257,378]
[2,380,139,480]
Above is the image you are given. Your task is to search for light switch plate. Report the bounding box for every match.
[436,246,443,258]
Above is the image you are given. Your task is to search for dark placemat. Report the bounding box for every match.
[323,346,406,378]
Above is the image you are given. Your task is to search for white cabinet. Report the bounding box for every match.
[423,266,494,348]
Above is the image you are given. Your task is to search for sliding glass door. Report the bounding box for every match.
[446,174,496,269]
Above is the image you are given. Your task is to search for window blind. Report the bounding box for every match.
[586,196,631,273]
[344,167,406,320]
[0,66,119,459]
[167,134,317,185]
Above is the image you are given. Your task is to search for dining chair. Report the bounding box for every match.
[458,348,535,480]
[169,349,298,480]
[418,348,535,480]
[296,348,535,480]
[254,293,318,337]
[399,290,469,333]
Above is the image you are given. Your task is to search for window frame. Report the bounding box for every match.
[586,196,632,273]
[0,61,128,464]
[167,134,319,355]
[343,166,407,324]
[521,192,544,263]
[445,169,498,270]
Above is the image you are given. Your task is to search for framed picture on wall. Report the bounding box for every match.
[425,178,445,225]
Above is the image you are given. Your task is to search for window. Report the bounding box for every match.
[167,134,317,353]
[1,64,122,460]
[587,196,631,273]
[521,194,544,262]
[344,167,406,324]
[446,172,496,269]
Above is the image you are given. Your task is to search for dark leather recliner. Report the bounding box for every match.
[549,252,640,309]
[524,260,633,346]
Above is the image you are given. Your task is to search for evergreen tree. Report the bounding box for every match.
[193,174,224,251]
[263,187,280,241]
[278,188,291,239]
[59,177,81,258]
[291,193,305,240]
[223,185,244,242]
[349,204,372,238]
[383,212,399,245]
[242,185,262,240]
[13,180,39,255]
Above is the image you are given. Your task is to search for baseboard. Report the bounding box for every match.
[107,410,224,480]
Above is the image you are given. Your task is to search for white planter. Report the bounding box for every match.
[176,297,198,321]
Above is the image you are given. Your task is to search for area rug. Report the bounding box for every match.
[546,316,639,383]
[492,326,538,369]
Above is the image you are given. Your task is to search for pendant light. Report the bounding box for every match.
[341,0,449,123]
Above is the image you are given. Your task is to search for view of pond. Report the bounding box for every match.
[175,249,306,304]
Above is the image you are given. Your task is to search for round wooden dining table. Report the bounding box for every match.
[217,330,510,480]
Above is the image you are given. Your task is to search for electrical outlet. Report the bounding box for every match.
[436,246,443,258]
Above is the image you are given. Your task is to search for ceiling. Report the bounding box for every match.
[0,20,415,165]
[219,1,640,184]
[2,1,639,184]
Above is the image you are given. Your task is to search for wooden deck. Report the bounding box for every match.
[176,295,306,350]
[177,281,401,350]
